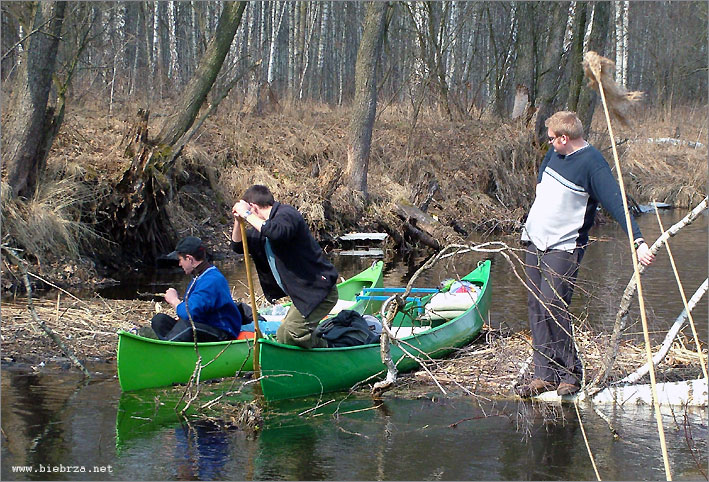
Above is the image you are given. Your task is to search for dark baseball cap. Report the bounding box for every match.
[166,236,204,260]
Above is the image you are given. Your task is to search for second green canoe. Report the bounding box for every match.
[258,259,492,401]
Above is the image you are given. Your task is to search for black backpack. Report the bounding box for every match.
[314,310,379,347]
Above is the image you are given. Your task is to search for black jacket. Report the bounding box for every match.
[231,202,338,318]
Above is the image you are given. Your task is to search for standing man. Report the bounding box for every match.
[517,111,655,398]
[151,236,242,341]
[231,185,339,349]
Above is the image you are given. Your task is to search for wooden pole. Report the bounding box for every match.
[592,69,673,481]
[239,219,262,376]
[653,205,708,380]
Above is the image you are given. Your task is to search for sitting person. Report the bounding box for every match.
[150,236,242,342]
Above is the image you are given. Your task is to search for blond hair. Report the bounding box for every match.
[544,111,584,140]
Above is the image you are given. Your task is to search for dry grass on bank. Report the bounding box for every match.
[1,100,706,292]
[416,326,706,396]
[587,103,708,208]
[1,296,154,365]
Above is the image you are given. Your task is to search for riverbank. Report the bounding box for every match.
[2,294,703,396]
[2,103,706,294]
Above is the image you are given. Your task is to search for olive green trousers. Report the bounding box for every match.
[276,285,338,348]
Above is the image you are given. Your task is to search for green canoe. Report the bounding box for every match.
[117,261,384,391]
[258,260,491,401]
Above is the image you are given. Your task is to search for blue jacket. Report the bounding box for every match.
[177,265,242,338]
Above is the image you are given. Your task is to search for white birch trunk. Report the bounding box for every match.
[317,2,329,73]
[583,3,594,51]
[614,1,628,86]
[267,2,286,85]
[167,1,178,81]
[621,0,628,86]
[152,2,160,77]
[563,2,576,51]
[297,3,318,100]
[445,2,458,88]
[190,1,197,57]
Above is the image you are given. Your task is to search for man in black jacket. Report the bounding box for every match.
[231,185,338,348]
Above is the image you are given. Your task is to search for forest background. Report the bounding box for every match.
[1,1,707,291]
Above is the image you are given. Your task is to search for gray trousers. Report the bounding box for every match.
[524,243,584,385]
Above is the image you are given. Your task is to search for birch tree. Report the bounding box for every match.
[267,2,286,85]
[614,0,629,87]
[167,1,179,82]
[533,2,571,143]
[577,1,610,133]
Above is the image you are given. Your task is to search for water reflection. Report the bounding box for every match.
[2,369,707,480]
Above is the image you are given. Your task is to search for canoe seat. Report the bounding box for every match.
[389,326,431,338]
[328,299,356,315]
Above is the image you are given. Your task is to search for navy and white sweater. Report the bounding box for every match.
[522,144,643,252]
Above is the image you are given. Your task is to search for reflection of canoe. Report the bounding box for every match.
[115,390,184,452]
[258,260,491,401]
[115,384,252,453]
[117,261,384,391]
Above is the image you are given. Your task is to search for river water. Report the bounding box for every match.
[1,209,707,480]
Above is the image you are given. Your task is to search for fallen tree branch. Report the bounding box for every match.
[1,246,90,377]
[371,245,470,397]
[593,196,708,390]
[616,278,707,385]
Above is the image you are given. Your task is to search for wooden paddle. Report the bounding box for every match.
[239,218,262,375]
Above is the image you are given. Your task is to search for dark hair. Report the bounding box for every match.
[242,185,275,207]
[180,246,206,261]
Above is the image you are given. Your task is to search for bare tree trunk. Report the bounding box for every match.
[157,1,245,146]
[4,1,66,199]
[316,1,330,102]
[267,2,286,84]
[577,1,610,134]
[167,1,179,83]
[108,2,246,261]
[614,1,629,87]
[346,1,389,199]
[533,2,570,143]
[566,2,588,112]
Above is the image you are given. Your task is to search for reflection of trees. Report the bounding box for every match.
[255,421,328,480]
[2,372,117,472]
[499,404,579,480]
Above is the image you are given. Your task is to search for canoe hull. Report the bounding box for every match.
[117,261,384,391]
[117,333,256,391]
[258,260,491,401]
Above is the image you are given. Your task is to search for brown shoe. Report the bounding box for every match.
[557,383,580,396]
[515,379,557,398]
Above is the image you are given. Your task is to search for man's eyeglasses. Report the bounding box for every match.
[548,134,564,144]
